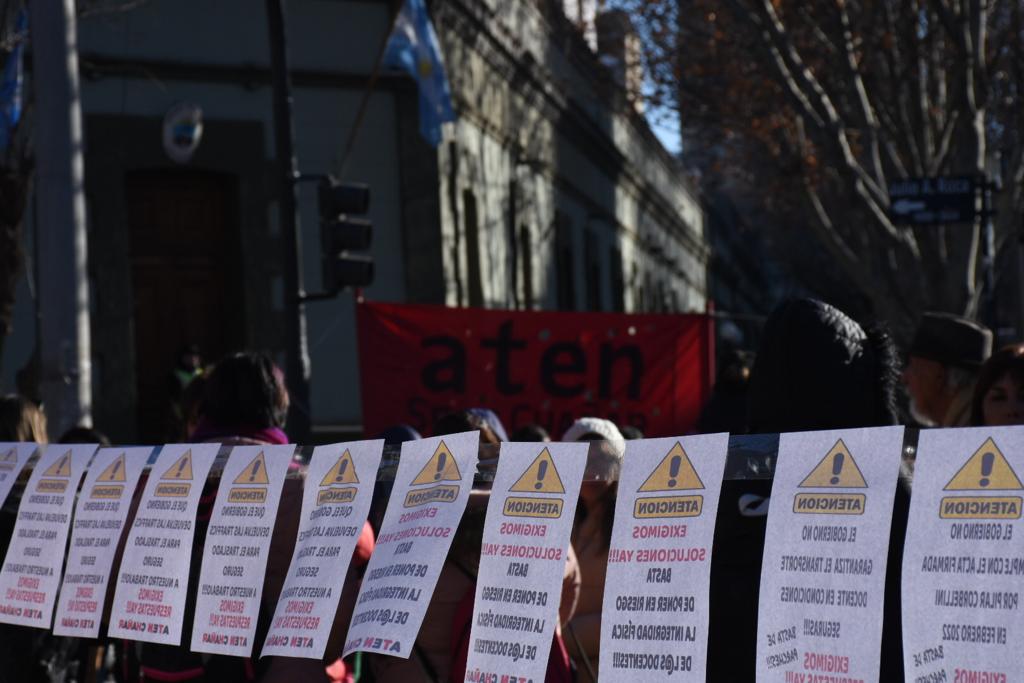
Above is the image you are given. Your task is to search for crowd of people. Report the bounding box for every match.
[0,298,1023,682]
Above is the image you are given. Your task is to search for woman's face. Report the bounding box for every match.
[982,373,1024,426]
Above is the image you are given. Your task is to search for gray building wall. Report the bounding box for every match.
[72,0,406,438]
[435,0,707,314]
[1,0,708,439]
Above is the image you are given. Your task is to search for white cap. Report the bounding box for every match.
[562,417,625,452]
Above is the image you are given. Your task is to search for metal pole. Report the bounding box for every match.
[337,4,401,180]
[30,0,92,438]
[982,176,997,330]
[265,0,311,441]
[1018,216,1024,339]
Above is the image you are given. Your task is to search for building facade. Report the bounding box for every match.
[1,0,707,441]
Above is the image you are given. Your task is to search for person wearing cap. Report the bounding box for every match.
[562,417,625,682]
[902,312,993,427]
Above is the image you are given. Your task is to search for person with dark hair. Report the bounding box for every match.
[433,410,501,445]
[467,407,509,442]
[510,423,551,442]
[178,370,208,441]
[58,425,110,446]
[697,349,754,435]
[618,424,643,440]
[0,395,55,682]
[747,299,900,432]
[970,344,1024,426]
[711,298,904,682]
[377,423,422,446]
[140,351,292,682]
[370,412,509,682]
[166,344,203,440]
[140,352,315,683]
[369,411,578,682]
[903,312,992,426]
[190,351,289,445]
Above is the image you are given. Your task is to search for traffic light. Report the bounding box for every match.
[318,176,373,292]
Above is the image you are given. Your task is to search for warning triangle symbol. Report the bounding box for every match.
[510,448,565,494]
[410,441,462,485]
[638,442,705,492]
[944,437,1023,491]
[96,454,127,482]
[799,439,867,488]
[0,449,18,469]
[161,450,193,481]
[43,451,73,478]
[233,451,270,485]
[321,450,359,486]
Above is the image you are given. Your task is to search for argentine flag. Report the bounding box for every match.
[0,9,27,153]
[383,0,456,146]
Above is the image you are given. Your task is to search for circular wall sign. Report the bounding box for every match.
[162,102,204,164]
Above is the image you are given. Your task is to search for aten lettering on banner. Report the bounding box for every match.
[356,302,713,439]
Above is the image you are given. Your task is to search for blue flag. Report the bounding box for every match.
[383,0,456,146]
[0,9,27,153]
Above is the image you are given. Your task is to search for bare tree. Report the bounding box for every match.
[623,0,1023,329]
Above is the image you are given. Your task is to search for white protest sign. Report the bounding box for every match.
[756,427,903,682]
[344,430,480,659]
[191,445,294,656]
[108,443,219,645]
[262,440,383,659]
[0,443,95,628]
[53,447,150,637]
[0,443,38,509]
[464,442,586,681]
[902,427,1024,683]
[599,434,728,681]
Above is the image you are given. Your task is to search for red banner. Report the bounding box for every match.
[356,302,714,439]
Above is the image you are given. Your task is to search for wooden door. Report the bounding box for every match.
[126,169,242,441]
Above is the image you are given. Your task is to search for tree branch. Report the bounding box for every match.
[745,0,890,207]
[928,0,965,52]
[928,109,960,174]
[836,0,885,190]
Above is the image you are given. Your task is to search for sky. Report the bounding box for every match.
[648,107,682,155]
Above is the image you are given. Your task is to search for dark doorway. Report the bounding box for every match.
[126,169,243,442]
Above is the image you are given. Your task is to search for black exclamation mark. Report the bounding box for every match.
[535,461,548,490]
[668,456,681,488]
[336,460,348,484]
[249,459,261,483]
[176,457,188,478]
[830,453,844,486]
[110,460,121,479]
[980,452,995,488]
[434,453,447,480]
